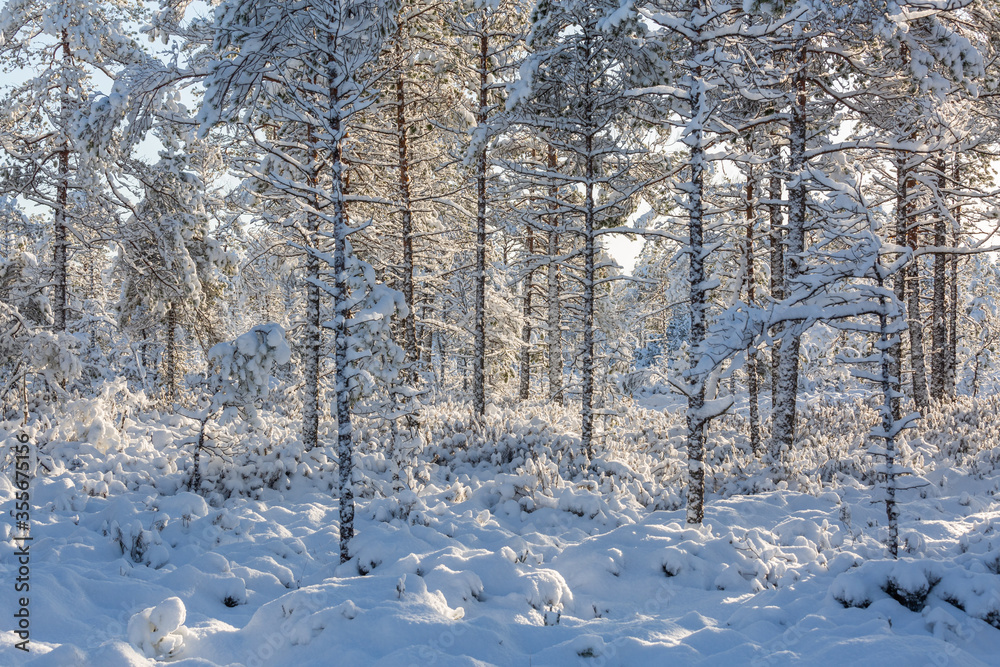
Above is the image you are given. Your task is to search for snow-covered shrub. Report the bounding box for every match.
[127,597,189,659]
[176,324,294,496]
[659,524,805,593]
[208,322,291,424]
[831,558,1000,625]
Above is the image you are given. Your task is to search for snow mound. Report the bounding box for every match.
[832,558,1000,625]
[127,596,189,659]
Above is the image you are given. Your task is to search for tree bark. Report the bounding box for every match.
[769,43,807,479]
[472,28,488,420]
[519,217,534,400]
[768,145,783,400]
[685,9,708,524]
[930,157,947,400]
[325,66,353,563]
[396,32,418,370]
[745,176,761,455]
[946,156,960,397]
[904,159,930,413]
[581,57,596,462]
[546,145,563,403]
[303,127,322,452]
[166,301,178,404]
[54,29,72,332]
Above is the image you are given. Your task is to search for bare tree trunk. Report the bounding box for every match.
[54,30,72,333]
[546,145,563,403]
[325,67,354,563]
[519,219,534,400]
[769,43,807,479]
[303,128,322,452]
[946,157,960,397]
[421,304,432,372]
[874,269,901,558]
[768,146,783,401]
[581,91,596,462]
[930,157,947,401]
[745,176,760,455]
[396,32,418,369]
[472,29,489,420]
[890,151,907,419]
[904,162,930,413]
[685,11,708,524]
[166,301,178,404]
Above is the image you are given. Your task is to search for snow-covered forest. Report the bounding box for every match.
[4,0,1000,663]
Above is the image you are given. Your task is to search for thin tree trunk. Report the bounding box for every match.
[768,145,783,400]
[303,127,322,452]
[326,65,353,563]
[396,32,418,369]
[54,30,72,333]
[890,151,907,419]
[519,218,534,400]
[547,145,563,403]
[946,157,960,396]
[930,157,947,400]
[905,161,930,413]
[190,415,208,494]
[421,304,432,372]
[166,301,178,404]
[769,42,807,479]
[875,268,900,558]
[472,29,488,420]
[685,12,708,524]
[581,74,596,462]
[745,176,761,455]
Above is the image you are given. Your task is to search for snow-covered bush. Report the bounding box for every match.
[208,323,292,424]
[127,597,189,659]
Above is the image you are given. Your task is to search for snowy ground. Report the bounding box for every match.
[3,404,1000,666]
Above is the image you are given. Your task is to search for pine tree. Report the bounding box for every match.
[203,0,403,563]
[446,0,529,418]
[510,0,646,461]
[115,133,230,405]
[0,0,147,332]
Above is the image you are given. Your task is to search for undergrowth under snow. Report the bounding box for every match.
[3,394,1000,665]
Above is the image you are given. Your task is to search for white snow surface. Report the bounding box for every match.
[3,410,1000,666]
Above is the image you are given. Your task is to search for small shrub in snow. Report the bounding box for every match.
[883,567,940,612]
[127,597,189,659]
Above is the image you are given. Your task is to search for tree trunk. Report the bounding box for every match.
[166,301,178,404]
[54,30,72,332]
[472,29,489,420]
[546,145,563,403]
[685,14,708,524]
[889,150,908,420]
[326,67,353,563]
[930,157,947,401]
[946,156,960,397]
[904,160,930,413]
[768,145,783,400]
[519,219,534,400]
[581,93,596,463]
[303,128,322,452]
[396,32,418,370]
[745,176,761,455]
[875,269,900,558]
[769,43,807,479]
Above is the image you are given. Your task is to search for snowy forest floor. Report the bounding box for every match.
[3,394,1000,665]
